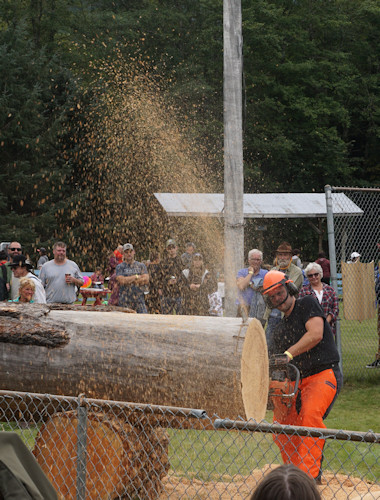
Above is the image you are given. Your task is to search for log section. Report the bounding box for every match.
[0,307,259,419]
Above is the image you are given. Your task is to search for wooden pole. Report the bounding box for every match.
[223,0,244,316]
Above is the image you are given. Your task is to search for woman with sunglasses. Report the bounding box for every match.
[299,262,339,337]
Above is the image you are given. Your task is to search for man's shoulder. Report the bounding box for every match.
[289,263,303,274]
[66,259,80,267]
[237,267,248,277]
[135,260,147,270]
[297,294,315,304]
[295,294,324,315]
[164,256,182,265]
[40,259,54,270]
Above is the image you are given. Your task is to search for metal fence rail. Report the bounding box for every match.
[325,186,380,379]
[0,390,379,499]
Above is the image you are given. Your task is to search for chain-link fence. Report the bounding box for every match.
[325,186,380,379]
[0,390,379,499]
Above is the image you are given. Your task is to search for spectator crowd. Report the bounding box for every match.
[0,238,338,324]
[0,238,224,317]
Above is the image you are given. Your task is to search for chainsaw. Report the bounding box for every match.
[268,355,300,410]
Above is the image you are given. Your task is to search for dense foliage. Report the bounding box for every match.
[0,0,379,266]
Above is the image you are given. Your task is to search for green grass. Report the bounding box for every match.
[339,302,378,379]
[166,379,380,482]
[0,422,40,449]
[2,381,379,483]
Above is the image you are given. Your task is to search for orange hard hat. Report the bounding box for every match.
[262,270,291,295]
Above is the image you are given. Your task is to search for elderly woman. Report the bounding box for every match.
[10,277,35,303]
[299,262,339,336]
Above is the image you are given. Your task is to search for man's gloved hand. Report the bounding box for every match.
[269,354,289,367]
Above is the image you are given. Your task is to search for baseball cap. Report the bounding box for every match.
[123,243,134,251]
[166,239,176,248]
[9,254,33,269]
[351,252,361,259]
[37,247,46,253]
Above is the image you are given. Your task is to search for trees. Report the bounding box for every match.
[0,22,78,252]
[0,0,379,265]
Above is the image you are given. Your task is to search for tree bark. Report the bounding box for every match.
[0,305,252,419]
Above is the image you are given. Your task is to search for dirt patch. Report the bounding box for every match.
[161,465,380,499]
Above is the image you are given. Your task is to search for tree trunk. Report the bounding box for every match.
[0,304,253,419]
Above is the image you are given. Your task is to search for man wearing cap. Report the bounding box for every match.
[116,243,149,313]
[347,251,361,263]
[236,249,268,323]
[181,242,196,269]
[265,242,304,347]
[39,241,84,304]
[9,255,47,303]
[261,270,342,482]
[37,248,49,270]
[159,239,185,315]
[5,241,23,300]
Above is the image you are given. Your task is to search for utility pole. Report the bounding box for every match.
[223,0,244,316]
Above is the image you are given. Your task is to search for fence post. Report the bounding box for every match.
[76,393,87,500]
[325,185,342,372]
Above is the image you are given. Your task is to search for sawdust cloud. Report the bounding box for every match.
[60,46,224,271]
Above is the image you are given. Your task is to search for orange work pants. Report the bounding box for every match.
[272,368,338,479]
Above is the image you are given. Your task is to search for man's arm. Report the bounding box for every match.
[136,273,149,286]
[286,316,324,359]
[117,275,138,286]
[237,269,252,291]
[66,275,84,287]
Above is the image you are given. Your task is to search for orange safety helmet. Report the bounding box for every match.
[262,270,292,295]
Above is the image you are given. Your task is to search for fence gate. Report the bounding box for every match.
[325,186,380,379]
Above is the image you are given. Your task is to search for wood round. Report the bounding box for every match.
[240,319,269,422]
[33,411,169,499]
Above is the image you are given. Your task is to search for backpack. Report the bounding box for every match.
[0,264,8,301]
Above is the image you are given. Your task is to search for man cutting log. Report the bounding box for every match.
[261,270,343,483]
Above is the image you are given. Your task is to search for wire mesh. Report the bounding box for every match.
[328,187,380,378]
[0,390,379,499]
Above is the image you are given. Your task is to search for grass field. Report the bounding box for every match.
[166,378,380,482]
[338,301,378,379]
[3,379,377,483]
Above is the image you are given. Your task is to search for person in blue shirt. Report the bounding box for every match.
[236,249,268,323]
[116,243,149,313]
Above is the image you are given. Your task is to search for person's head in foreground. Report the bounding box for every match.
[250,464,321,500]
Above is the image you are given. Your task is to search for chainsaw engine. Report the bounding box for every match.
[268,358,300,411]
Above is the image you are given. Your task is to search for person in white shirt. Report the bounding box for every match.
[9,254,47,304]
[39,241,84,304]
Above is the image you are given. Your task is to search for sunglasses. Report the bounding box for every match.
[10,247,22,251]
[307,273,319,278]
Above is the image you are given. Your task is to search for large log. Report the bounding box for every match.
[0,304,264,419]
[33,410,169,499]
